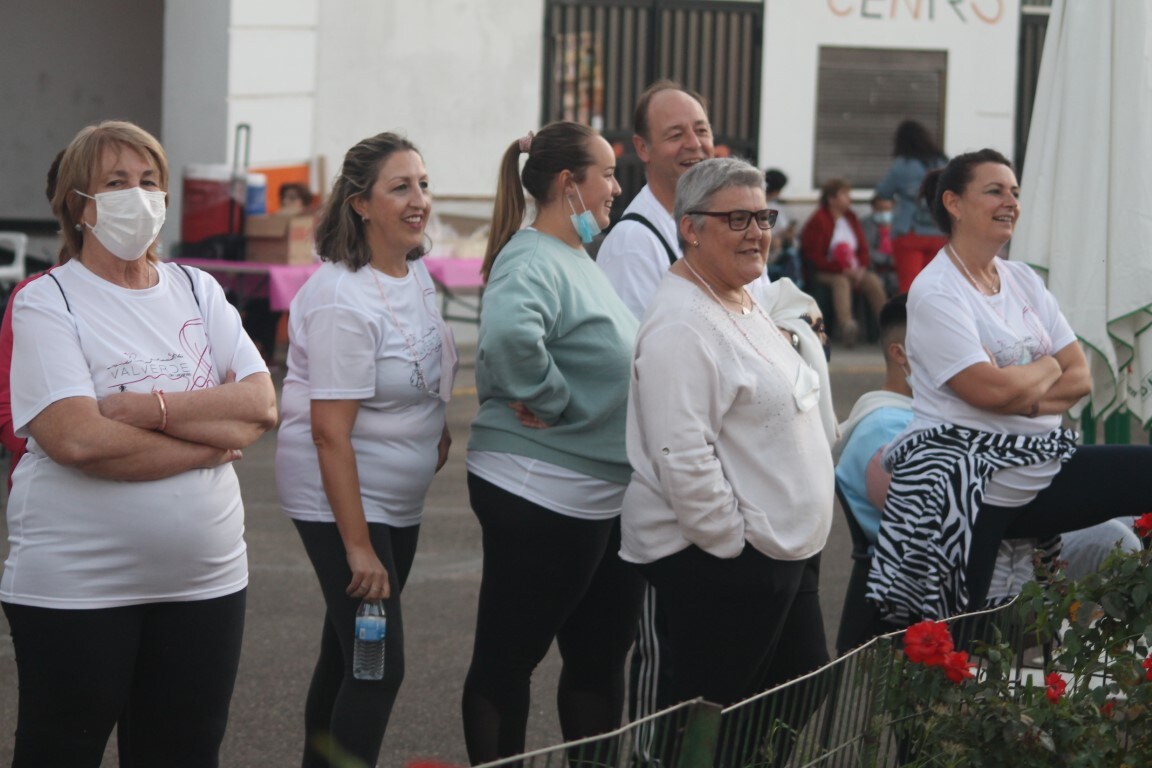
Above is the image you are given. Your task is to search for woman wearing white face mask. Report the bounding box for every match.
[1,120,278,766]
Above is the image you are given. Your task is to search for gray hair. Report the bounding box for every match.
[673,158,765,250]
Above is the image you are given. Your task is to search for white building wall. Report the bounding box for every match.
[313,0,544,200]
[162,0,319,249]
[761,0,1021,199]
[228,0,319,169]
[155,0,1022,243]
[162,0,231,250]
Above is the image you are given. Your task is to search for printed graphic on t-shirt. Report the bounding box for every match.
[104,318,215,392]
[976,312,1045,369]
[408,326,442,391]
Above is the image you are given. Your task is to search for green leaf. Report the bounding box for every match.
[1101,592,1128,618]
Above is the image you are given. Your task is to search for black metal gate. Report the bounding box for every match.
[543,0,763,215]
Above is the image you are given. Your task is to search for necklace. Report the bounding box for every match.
[947,243,1000,295]
[681,257,794,369]
[368,264,440,399]
[681,257,750,315]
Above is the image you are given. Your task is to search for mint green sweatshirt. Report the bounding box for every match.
[468,229,639,484]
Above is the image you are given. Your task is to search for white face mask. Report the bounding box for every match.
[76,187,167,261]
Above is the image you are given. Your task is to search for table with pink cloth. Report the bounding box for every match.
[171,256,483,319]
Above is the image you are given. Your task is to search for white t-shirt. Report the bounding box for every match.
[467,451,626,520]
[276,259,452,527]
[829,217,859,269]
[597,184,682,319]
[900,252,1078,506]
[621,274,833,564]
[3,260,267,608]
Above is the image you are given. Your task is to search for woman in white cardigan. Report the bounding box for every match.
[621,158,834,713]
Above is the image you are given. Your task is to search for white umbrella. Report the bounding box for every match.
[1014,0,1152,427]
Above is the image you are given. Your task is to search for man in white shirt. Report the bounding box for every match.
[597,80,714,319]
[596,80,715,735]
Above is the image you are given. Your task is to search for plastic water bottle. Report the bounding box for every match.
[353,598,387,680]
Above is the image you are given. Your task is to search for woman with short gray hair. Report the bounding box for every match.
[620,157,834,710]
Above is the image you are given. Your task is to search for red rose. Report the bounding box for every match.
[903,620,954,666]
[1134,512,1152,539]
[1142,656,1152,681]
[1045,672,1067,703]
[1101,700,1116,718]
[941,650,975,684]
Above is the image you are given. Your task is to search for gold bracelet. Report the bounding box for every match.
[154,390,168,432]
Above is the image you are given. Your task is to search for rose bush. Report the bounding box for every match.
[882,516,1152,767]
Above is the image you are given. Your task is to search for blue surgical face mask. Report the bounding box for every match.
[567,186,602,244]
[873,210,894,226]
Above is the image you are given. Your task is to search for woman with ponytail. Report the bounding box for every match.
[462,121,645,763]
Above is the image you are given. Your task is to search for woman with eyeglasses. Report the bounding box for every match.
[800,177,889,346]
[620,158,834,715]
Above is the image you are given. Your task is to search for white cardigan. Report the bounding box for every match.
[620,274,834,564]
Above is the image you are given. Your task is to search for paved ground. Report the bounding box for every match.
[0,323,885,767]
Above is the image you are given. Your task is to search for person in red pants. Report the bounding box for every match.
[875,120,948,293]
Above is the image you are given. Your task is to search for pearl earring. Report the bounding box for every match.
[691,240,700,247]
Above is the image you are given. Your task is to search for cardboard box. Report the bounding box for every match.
[244,214,316,264]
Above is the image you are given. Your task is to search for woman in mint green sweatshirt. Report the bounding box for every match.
[461,121,645,764]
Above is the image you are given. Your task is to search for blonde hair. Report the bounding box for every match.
[52,121,169,263]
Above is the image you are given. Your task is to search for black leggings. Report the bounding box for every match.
[2,590,246,768]
[641,547,828,707]
[293,520,420,768]
[462,473,646,765]
[965,444,1152,610]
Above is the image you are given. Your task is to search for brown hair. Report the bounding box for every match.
[52,121,169,264]
[482,121,598,281]
[920,148,1012,236]
[314,132,421,270]
[818,178,851,209]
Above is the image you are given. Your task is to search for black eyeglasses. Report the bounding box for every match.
[687,208,778,231]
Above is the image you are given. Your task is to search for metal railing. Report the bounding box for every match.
[474,697,722,768]
[475,600,1043,768]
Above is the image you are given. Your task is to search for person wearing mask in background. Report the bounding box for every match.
[861,195,898,296]
[800,178,888,347]
[874,119,948,293]
[462,121,645,764]
[2,120,277,766]
[275,132,456,768]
